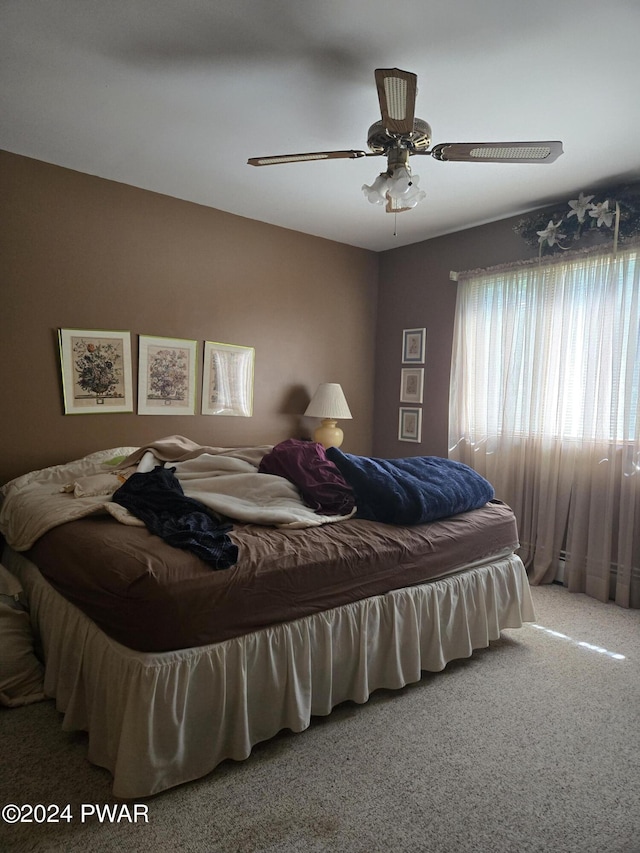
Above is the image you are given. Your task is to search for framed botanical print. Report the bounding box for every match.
[201,341,254,417]
[138,335,197,415]
[402,327,426,364]
[58,328,133,414]
[398,406,422,442]
[400,367,424,404]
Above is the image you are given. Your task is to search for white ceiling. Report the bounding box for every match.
[2,0,640,252]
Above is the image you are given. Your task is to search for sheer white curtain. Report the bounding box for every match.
[449,247,640,607]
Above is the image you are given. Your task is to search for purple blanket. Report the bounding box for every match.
[258,439,355,515]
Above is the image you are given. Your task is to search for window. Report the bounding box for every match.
[450,248,640,445]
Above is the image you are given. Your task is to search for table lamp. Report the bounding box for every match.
[304,383,352,449]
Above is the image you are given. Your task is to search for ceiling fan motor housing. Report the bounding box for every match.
[366,118,432,153]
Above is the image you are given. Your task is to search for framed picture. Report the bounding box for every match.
[58,328,133,414]
[202,341,255,417]
[138,335,197,415]
[398,407,422,442]
[400,367,424,404]
[402,327,426,364]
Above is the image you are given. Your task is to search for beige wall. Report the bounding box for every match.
[0,151,378,485]
[374,217,539,458]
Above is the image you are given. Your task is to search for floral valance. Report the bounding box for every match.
[514,182,640,255]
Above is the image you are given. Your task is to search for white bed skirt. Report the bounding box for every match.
[3,547,535,799]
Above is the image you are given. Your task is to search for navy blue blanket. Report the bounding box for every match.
[112,466,238,569]
[325,449,494,525]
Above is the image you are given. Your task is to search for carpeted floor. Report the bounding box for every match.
[1,584,639,853]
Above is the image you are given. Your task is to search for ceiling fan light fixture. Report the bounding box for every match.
[362,172,390,205]
[386,164,414,199]
[363,163,426,211]
[395,179,426,208]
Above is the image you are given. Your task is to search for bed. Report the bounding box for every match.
[0,437,535,798]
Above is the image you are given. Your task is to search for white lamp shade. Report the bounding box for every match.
[362,173,390,205]
[386,165,413,199]
[304,383,353,420]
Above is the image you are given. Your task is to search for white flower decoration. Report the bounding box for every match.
[567,192,594,223]
[589,200,614,228]
[537,219,566,247]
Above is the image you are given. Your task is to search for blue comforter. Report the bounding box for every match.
[325,449,494,525]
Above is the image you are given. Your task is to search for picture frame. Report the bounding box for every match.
[137,335,197,415]
[58,328,133,414]
[398,407,422,442]
[400,367,424,404]
[202,341,255,417]
[402,327,426,364]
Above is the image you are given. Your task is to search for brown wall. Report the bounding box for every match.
[0,151,378,485]
[374,217,539,458]
[1,148,559,486]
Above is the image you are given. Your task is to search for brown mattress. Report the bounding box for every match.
[26,500,518,652]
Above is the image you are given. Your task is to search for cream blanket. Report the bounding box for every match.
[0,437,354,551]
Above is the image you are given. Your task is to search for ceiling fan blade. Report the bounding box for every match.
[374,68,417,136]
[430,141,563,163]
[248,150,369,166]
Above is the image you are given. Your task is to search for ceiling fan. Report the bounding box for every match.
[248,67,563,213]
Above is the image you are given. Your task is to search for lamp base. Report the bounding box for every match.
[313,419,344,450]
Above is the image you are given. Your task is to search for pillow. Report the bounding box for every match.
[0,565,46,708]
